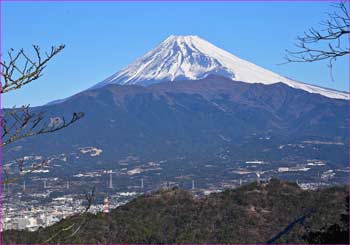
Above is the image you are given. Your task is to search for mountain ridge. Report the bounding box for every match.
[7,76,348,167]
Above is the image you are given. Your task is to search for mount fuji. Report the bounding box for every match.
[91,35,348,100]
[3,35,348,185]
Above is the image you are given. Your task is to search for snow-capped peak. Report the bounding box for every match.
[92,35,348,100]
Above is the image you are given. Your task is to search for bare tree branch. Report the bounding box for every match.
[1,44,87,240]
[0,45,65,93]
[1,105,84,147]
[83,186,96,213]
[283,1,350,79]
[2,156,49,185]
[41,186,96,243]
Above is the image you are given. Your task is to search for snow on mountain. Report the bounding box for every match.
[91,35,348,100]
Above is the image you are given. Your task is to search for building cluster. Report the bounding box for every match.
[1,190,134,232]
[2,195,82,231]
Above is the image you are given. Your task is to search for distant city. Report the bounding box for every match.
[2,147,348,231]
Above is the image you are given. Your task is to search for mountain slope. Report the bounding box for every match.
[91,35,348,100]
[5,76,348,175]
[2,180,348,244]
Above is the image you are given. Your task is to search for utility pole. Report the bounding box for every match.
[109,172,113,189]
[256,172,261,185]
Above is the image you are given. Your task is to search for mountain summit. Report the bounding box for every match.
[92,35,347,99]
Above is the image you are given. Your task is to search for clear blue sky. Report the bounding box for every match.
[2,1,349,107]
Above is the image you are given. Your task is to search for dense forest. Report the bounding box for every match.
[2,179,349,244]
